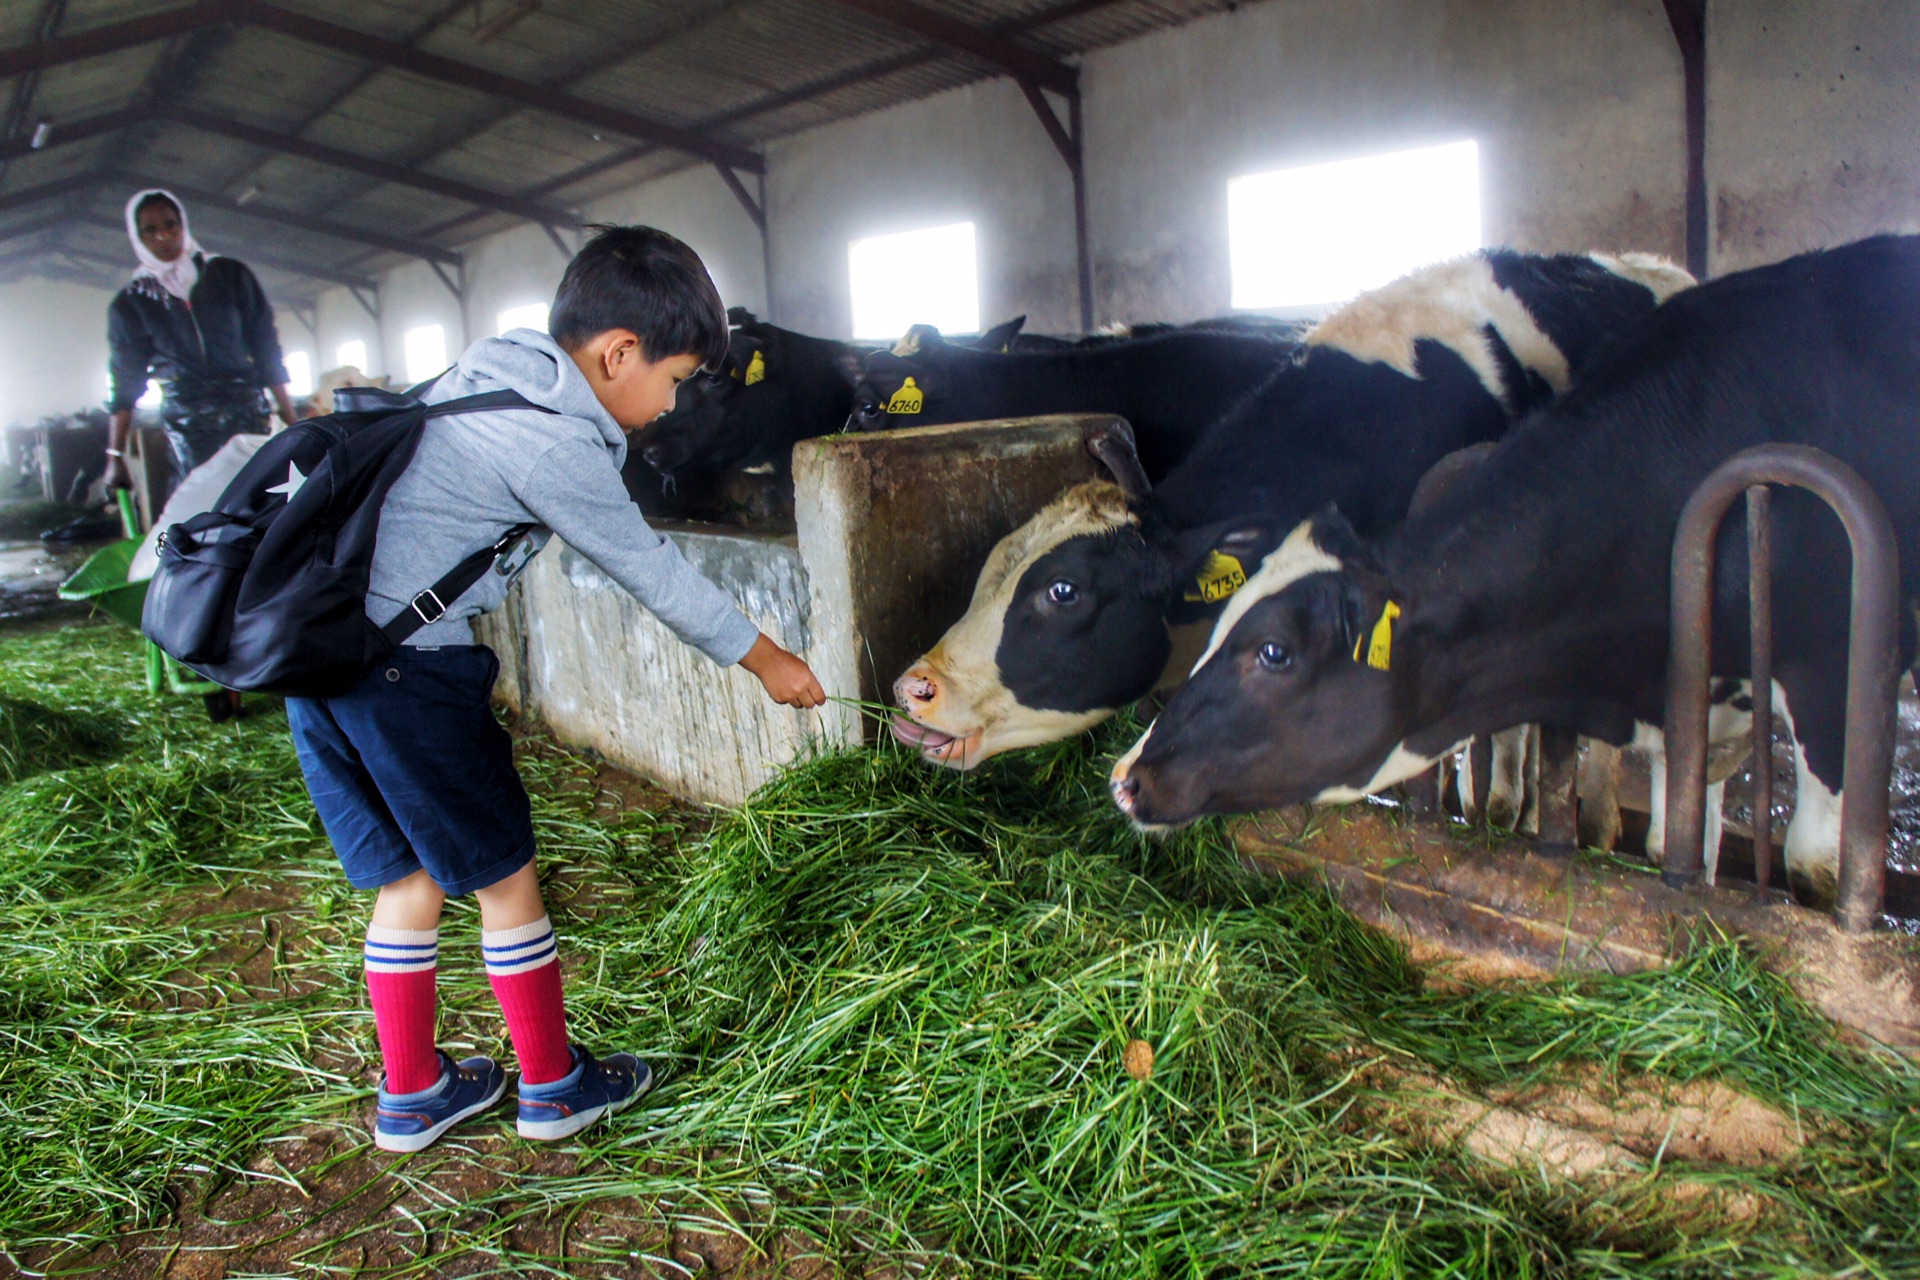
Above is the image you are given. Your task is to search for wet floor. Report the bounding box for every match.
[1719,676,1920,877]
[0,539,91,624]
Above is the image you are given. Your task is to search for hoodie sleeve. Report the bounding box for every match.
[514,437,761,666]
[107,293,153,413]
[231,261,290,388]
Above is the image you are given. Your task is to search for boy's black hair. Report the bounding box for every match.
[135,192,181,221]
[550,225,730,369]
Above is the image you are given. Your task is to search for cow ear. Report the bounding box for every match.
[1307,504,1374,568]
[726,306,757,328]
[1336,577,1369,661]
[1169,519,1274,606]
[978,314,1027,352]
[729,335,769,383]
[891,324,945,357]
[1083,418,1150,500]
[832,348,866,387]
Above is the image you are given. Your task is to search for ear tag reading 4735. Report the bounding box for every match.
[1183,550,1246,604]
[1352,600,1401,671]
[743,350,766,385]
[887,377,924,414]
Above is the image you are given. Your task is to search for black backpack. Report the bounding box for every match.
[142,386,548,698]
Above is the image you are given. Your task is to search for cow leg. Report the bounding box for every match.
[1577,740,1623,851]
[1485,726,1531,830]
[1460,738,1492,823]
[1641,728,1728,876]
[1773,682,1845,909]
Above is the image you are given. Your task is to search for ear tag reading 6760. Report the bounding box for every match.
[1183,550,1246,604]
[742,350,766,385]
[887,377,924,414]
[1353,600,1401,671]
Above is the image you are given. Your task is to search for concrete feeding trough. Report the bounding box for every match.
[479,414,1115,804]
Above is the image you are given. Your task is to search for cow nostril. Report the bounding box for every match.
[904,677,936,704]
[1110,774,1139,811]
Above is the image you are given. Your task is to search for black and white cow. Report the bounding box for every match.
[889,250,1693,769]
[848,327,1298,480]
[1110,235,1920,903]
[636,310,871,487]
[632,312,1051,524]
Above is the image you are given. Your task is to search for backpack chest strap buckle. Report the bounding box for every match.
[409,588,448,625]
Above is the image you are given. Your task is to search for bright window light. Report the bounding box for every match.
[497,302,549,336]
[335,339,368,373]
[848,221,979,341]
[403,324,447,384]
[284,351,314,397]
[1228,140,1481,312]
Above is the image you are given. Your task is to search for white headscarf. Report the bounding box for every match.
[125,188,209,304]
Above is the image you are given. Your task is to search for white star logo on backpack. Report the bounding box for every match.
[265,460,307,502]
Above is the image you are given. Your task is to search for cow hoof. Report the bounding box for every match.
[1787,866,1839,912]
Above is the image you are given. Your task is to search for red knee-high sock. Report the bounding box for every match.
[483,916,573,1085]
[364,925,441,1095]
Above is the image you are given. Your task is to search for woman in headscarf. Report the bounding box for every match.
[104,188,296,495]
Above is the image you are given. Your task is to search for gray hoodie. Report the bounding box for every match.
[367,328,760,665]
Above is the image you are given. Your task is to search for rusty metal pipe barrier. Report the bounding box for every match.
[1662,444,1902,933]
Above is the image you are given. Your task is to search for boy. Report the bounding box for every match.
[286,226,824,1153]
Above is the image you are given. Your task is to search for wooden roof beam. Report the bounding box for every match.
[0,0,763,174]
[827,0,1076,95]
[77,212,378,291]
[163,107,585,230]
[121,172,462,265]
[238,1,765,174]
[0,106,158,163]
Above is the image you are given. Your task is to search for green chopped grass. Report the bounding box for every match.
[1,620,1918,1277]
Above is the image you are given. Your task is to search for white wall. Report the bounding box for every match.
[307,0,1918,344]
[0,277,119,424]
[765,75,1079,336]
[1711,0,1920,270]
[1082,0,1687,323]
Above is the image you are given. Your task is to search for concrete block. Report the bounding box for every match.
[485,414,1116,804]
[793,414,1115,743]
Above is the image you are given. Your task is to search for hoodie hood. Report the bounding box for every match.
[438,326,626,460]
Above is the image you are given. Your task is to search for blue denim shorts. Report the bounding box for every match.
[287,645,535,895]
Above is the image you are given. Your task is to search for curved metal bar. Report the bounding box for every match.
[1663,444,1902,932]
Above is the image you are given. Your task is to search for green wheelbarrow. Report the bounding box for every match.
[59,489,232,715]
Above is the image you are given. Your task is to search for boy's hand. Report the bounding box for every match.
[740,633,825,709]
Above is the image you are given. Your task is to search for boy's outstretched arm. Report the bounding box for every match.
[740,633,826,708]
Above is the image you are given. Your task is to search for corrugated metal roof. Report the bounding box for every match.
[0,0,1255,304]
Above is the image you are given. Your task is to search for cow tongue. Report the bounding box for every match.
[889,714,956,750]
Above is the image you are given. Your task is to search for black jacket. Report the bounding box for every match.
[107,254,289,412]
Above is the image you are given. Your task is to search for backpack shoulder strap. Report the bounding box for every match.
[422,388,553,417]
[380,522,536,647]
[376,388,557,646]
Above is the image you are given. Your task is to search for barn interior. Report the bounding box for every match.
[3,1,1919,1274]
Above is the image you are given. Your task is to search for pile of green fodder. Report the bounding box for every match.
[500,725,1920,1277]
[5,618,1919,1278]
[0,621,339,1245]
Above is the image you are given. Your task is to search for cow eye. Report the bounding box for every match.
[1047,580,1079,606]
[1256,641,1292,670]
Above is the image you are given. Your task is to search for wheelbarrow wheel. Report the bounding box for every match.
[203,690,244,723]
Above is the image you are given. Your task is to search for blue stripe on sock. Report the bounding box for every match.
[482,932,553,959]
[484,940,556,971]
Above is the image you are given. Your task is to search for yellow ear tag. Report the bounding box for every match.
[1183,550,1246,604]
[1353,600,1401,671]
[743,349,765,385]
[886,377,924,414]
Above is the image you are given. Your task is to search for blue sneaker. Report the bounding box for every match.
[517,1044,653,1141]
[374,1052,509,1153]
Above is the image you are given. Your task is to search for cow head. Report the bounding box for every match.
[890,424,1285,769]
[848,326,957,431]
[1109,511,1426,826]
[640,310,864,475]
